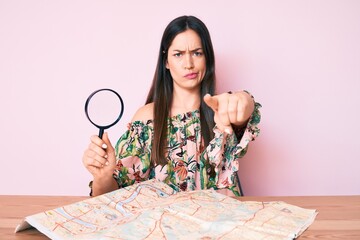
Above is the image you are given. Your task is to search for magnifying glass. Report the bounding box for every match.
[85,88,124,139]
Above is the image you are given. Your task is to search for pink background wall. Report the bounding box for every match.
[1,1,359,196]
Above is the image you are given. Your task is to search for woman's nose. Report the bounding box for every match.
[184,53,194,69]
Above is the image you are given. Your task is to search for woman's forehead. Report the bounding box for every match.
[169,29,203,50]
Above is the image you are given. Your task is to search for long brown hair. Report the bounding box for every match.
[146,15,216,166]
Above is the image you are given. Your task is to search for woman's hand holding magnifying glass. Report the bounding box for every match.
[83,88,124,196]
[82,132,118,196]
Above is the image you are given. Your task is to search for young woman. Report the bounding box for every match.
[82,15,261,197]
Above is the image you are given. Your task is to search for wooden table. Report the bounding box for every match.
[1,195,359,239]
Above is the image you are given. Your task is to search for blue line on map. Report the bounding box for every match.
[54,208,97,229]
[48,183,173,231]
[115,184,171,214]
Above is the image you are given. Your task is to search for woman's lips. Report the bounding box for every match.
[184,73,198,79]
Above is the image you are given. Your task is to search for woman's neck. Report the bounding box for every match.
[171,88,200,116]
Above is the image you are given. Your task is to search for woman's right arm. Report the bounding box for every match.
[82,132,118,196]
[83,103,154,196]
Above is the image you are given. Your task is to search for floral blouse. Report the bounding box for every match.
[113,102,261,196]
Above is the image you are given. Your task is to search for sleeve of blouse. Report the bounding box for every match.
[112,121,152,188]
[200,97,261,193]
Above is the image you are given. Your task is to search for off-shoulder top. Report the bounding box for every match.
[113,102,261,196]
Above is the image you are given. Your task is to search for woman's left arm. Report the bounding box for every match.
[200,91,261,195]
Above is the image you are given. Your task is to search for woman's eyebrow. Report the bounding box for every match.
[172,47,203,52]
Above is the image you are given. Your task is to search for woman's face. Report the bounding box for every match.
[166,29,206,92]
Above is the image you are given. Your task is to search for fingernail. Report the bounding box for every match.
[105,161,109,166]
[102,143,107,149]
[225,128,232,134]
[104,154,108,159]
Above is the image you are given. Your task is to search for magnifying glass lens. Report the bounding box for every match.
[85,89,124,139]
[87,91,122,126]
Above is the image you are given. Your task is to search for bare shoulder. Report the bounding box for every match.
[131,102,154,122]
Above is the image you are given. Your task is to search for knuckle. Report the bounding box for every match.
[90,135,97,142]
[93,159,102,167]
[90,135,101,144]
[88,150,95,157]
[228,107,237,115]
[238,103,247,113]
[218,108,227,116]
[238,106,245,114]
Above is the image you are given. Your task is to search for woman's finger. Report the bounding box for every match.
[102,132,116,167]
[216,95,231,128]
[90,135,107,149]
[88,142,107,158]
[203,94,218,112]
[227,94,239,123]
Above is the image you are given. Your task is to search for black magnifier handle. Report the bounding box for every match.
[99,128,105,139]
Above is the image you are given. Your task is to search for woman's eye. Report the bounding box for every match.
[194,52,203,56]
[174,53,182,57]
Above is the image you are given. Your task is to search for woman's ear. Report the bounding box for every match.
[166,61,169,69]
